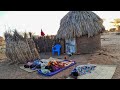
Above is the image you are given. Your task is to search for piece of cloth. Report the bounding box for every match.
[48,60,74,68]
[36,65,41,69]
[33,60,42,65]
[41,69,51,74]
[44,60,74,72]
[41,29,45,36]
[30,64,36,69]
[67,65,117,79]
[70,64,96,78]
[76,64,96,75]
[52,65,60,71]
[45,66,54,72]
[27,62,33,66]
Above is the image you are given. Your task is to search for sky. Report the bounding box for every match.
[0,11,120,37]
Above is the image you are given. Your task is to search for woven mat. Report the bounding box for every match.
[67,65,117,79]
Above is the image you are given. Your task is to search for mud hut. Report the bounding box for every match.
[56,11,105,54]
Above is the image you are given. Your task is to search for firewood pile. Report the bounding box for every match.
[4,30,40,64]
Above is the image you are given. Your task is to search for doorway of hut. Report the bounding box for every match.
[65,38,76,55]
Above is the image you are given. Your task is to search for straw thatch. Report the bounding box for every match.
[4,30,40,64]
[56,11,105,39]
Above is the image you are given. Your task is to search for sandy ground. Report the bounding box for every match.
[0,32,120,79]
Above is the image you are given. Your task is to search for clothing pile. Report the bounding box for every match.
[70,64,96,79]
[24,58,75,75]
[41,60,75,74]
[24,60,43,70]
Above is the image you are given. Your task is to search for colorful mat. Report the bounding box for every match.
[38,60,76,76]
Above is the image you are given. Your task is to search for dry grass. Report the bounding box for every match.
[56,11,105,39]
[4,30,40,64]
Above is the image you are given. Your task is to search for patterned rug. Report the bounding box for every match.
[67,65,117,79]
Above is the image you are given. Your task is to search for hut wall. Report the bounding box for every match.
[76,34,101,54]
[0,37,4,46]
[60,39,65,54]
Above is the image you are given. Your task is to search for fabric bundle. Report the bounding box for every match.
[24,59,43,69]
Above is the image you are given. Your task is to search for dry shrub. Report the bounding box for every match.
[4,30,40,64]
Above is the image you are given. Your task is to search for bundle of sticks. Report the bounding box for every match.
[4,30,40,64]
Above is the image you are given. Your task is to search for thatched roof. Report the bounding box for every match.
[56,11,105,39]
